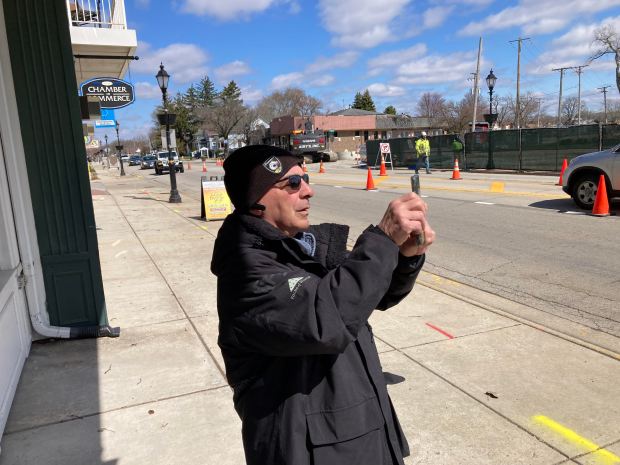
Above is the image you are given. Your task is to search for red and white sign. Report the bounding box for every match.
[380,143,391,154]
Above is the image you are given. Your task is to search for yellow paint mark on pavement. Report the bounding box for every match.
[200,225,209,231]
[533,415,620,464]
[114,250,127,259]
[112,239,121,247]
[490,181,505,193]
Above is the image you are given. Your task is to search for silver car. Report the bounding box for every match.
[561,144,620,209]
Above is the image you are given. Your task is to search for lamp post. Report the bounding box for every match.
[115,121,125,176]
[485,69,497,170]
[156,63,182,203]
[104,134,108,168]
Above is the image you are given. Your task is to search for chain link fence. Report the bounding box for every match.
[366,123,620,171]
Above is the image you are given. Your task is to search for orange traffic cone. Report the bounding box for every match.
[302,160,308,173]
[319,160,325,173]
[450,158,462,180]
[202,160,207,173]
[365,167,377,190]
[379,154,387,176]
[592,174,610,216]
[556,158,568,185]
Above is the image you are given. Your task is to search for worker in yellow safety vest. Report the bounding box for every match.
[415,131,431,174]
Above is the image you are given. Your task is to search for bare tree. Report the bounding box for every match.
[199,98,246,146]
[256,88,322,122]
[561,96,586,125]
[497,93,541,128]
[589,25,620,95]
[440,92,487,133]
[416,92,446,126]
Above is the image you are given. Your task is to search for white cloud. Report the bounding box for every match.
[318,0,411,48]
[271,52,359,89]
[423,6,454,29]
[214,60,252,83]
[240,86,263,105]
[133,42,209,85]
[394,51,478,84]
[367,44,428,76]
[271,72,304,89]
[305,51,359,73]
[134,82,162,99]
[367,83,406,97]
[460,0,620,36]
[180,0,276,20]
[310,75,335,86]
[526,15,620,75]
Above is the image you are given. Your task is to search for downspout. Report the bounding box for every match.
[20,263,120,339]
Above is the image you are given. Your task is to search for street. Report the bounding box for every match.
[130,159,620,350]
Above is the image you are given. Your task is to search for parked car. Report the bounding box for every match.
[121,154,129,163]
[561,143,620,209]
[155,150,184,174]
[140,155,157,169]
[128,155,141,166]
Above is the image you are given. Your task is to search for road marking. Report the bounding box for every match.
[490,181,505,193]
[425,322,455,339]
[114,250,127,259]
[334,185,343,188]
[564,211,586,215]
[532,415,620,464]
[112,239,121,247]
[475,201,495,205]
[421,194,429,198]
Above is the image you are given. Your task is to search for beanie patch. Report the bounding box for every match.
[263,156,283,174]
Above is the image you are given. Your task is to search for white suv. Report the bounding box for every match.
[155,150,184,175]
[562,144,620,209]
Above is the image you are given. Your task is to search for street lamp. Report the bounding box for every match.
[156,63,182,203]
[115,121,125,176]
[104,134,108,168]
[485,69,498,170]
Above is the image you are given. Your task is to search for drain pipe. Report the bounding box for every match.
[21,265,120,339]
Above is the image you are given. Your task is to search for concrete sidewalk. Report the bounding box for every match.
[1,167,619,465]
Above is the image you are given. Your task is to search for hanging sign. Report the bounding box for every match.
[200,177,232,221]
[80,77,135,109]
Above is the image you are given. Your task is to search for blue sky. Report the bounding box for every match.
[107,0,620,139]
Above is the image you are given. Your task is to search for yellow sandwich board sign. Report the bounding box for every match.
[200,177,232,220]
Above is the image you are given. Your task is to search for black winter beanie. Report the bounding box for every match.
[223,145,302,211]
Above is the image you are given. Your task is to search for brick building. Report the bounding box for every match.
[269,108,442,154]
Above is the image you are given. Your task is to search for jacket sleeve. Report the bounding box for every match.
[218,227,402,357]
[376,253,425,310]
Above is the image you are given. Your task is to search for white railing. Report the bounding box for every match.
[66,0,127,29]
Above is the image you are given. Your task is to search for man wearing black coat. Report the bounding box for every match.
[211,145,434,465]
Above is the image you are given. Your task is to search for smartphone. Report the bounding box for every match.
[410,174,425,246]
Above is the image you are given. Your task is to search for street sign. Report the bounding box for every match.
[200,178,232,220]
[80,77,135,109]
[380,143,391,154]
[161,129,177,149]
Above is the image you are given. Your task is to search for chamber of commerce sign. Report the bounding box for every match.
[80,77,135,109]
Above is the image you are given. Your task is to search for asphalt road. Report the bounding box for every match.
[133,160,620,340]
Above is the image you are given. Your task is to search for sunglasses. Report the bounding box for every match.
[275,173,310,190]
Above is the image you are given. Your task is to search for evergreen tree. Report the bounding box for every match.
[197,76,217,106]
[384,105,397,115]
[184,84,200,113]
[221,80,242,103]
[361,90,376,112]
[352,92,364,109]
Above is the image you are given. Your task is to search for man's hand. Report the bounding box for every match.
[377,193,435,257]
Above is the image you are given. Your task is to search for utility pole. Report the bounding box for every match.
[552,66,576,127]
[471,37,482,133]
[598,86,610,124]
[574,64,588,125]
[536,98,543,128]
[509,37,530,128]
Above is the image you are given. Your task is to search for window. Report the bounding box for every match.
[373,131,378,139]
[364,131,369,141]
[355,131,360,137]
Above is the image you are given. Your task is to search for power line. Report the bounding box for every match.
[552,66,578,127]
[574,65,589,124]
[509,37,530,128]
[598,86,611,123]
